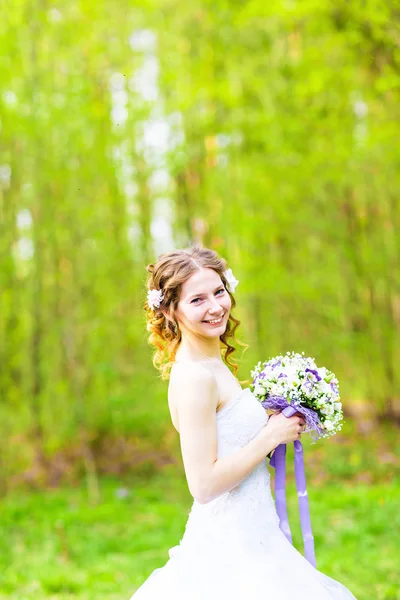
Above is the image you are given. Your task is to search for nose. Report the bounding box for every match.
[207,298,224,315]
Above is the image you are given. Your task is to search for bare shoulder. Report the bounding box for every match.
[169,361,218,417]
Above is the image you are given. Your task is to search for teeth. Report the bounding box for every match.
[205,316,223,324]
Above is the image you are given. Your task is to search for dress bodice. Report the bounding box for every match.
[173,388,280,559]
[215,387,269,456]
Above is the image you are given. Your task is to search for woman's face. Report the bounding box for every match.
[174,267,232,339]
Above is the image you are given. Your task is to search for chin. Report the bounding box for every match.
[203,324,227,336]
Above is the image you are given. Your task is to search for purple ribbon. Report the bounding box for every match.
[264,402,317,568]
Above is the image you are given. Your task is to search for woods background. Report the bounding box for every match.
[1,1,399,491]
[1,2,400,598]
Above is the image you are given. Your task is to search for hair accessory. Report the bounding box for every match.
[147,288,164,310]
[224,268,239,293]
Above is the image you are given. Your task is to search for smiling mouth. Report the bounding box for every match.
[202,314,225,324]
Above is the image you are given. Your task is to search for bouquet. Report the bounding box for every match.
[250,351,344,568]
[251,351,343,440]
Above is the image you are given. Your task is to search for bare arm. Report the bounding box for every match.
[170,363,279,505]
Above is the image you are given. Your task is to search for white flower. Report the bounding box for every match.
[147,288,164,310]
[224,268,239,293]
[323,419,334,431]
[270,385,282,396]
[321,381,332,394]
[254,384,266,396]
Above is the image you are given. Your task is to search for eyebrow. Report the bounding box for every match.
[187,285,223,300]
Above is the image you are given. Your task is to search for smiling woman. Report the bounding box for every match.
[129,243,359,600]
[144,244,245,378]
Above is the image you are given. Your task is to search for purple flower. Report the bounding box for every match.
[269,360,282,369]
[302,381,314,392]
[305,368,322,382]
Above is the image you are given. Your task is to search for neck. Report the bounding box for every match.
[176,335,222,362]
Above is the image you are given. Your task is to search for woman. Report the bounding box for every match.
[130,245,358,599]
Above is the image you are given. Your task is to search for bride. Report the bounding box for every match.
[129,245,358,599]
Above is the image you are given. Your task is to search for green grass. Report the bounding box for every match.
[0,463,399,600]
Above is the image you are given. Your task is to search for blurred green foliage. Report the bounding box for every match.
[1,4,399,597]
[0,2,399,485]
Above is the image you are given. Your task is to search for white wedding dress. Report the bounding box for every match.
[130,387,358,600]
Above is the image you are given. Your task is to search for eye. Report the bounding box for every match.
[191,288,225,304]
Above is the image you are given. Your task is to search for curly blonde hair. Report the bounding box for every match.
[144,245,248,381]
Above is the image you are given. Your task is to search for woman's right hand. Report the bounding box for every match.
[258,411,306,451]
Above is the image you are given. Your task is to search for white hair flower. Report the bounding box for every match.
[147,288,164,310]
[224,268,239,293]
